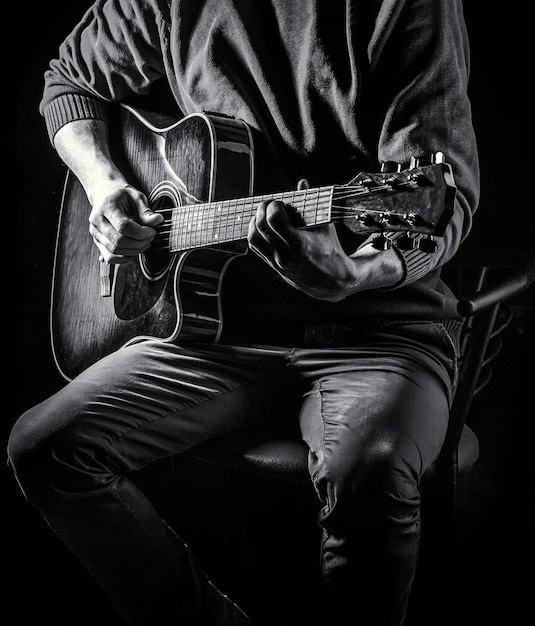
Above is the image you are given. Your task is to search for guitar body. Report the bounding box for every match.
[51,106,254,380]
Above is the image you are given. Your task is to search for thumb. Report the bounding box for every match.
[134,193,164,226]
[139,207,164,226]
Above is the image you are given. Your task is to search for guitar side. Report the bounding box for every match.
[50,107,254,381]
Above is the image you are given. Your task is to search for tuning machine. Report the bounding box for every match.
[371,234,393,251]
[395,234,438,253]
[416,236,438,253]
[395,234,417,250]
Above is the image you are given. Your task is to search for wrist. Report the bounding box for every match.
[348,244,405,292]
[85,171,130,206]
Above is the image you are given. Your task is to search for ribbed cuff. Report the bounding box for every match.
[44,94,110,143]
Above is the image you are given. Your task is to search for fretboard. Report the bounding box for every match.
[167,186,335,252]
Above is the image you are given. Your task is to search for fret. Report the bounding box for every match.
[217,200,230,244]
[214,201,222,244]
[226,199,233,242]
[186,203,196,248]
[193,205,202,248]
[210,202,221,245]
[236,197,247,240]
[170,212,177,251]
[303,187,310,223]
[201,203,209,246]
[168,185,336,253]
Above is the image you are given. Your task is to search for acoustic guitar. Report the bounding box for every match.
[51,104,456,380]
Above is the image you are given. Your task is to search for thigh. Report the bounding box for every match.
[296,349,451,491]
[11,341,290,475]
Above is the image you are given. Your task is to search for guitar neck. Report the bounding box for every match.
[150,160,454,255]
[166,186,335,252]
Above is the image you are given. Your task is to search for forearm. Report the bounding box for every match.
[54,119,128,204]
[322,244,405,302]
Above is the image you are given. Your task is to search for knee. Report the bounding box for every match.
[317,437,421,513]
[7,402,91,503]
[8,405,54,498]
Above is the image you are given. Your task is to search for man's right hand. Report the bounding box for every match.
[88,183,164,264]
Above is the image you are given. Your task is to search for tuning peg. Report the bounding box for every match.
[372,234,392,251]
[380,161,401,173]
[401,211,418,225]
[415,154,434,166]
[377,212,391,226]
[358,176,374,188]
[417,236,438,253]
[382,175,401,188]
[407,171,431,186]
[354,212,373,226]
[395,235,417,250]
[347,172,376,188]
[408,153,445,168]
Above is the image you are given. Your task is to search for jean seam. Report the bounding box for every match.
[315,377,333,572]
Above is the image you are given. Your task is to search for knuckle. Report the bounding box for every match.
[265,208,278,228]
[114,218,130,235]
[107,234,120,253]
[256,219,267,235]
[88,213,101,228]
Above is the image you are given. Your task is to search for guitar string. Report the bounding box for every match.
[150,183,408,225]
[149,187,412,227]
[148,211,421,250]
[146,182,423,251]
[151,185,414,223]
[150,188,333,249]
[151,182,419,224]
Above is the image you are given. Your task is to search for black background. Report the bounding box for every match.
[6,3,535,625]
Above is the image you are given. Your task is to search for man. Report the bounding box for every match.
[8,1,479,624]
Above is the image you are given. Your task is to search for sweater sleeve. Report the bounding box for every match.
[39,0,168,142]
[360,0,480,288]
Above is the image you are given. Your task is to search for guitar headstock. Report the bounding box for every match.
[338,154,456,240]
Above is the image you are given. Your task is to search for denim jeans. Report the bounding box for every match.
[7,320,459,625]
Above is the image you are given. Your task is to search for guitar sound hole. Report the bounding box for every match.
[140,192,175,280]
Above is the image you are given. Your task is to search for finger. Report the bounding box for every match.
[253,200,295,248]
[264,201,296,248]
[95,188,160,241]
[247,209,272,262]
[89,221,153,255]
[96,242,134,265]
[296,178,310,191]
[90,201,157,252]
[105,208,157,241]
[248,211,297,274]
[259,202,299,272]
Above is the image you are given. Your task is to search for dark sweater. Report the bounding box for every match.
[40,0,479,331]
